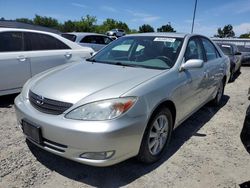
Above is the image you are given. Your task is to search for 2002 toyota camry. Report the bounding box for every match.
[15,33,230,166]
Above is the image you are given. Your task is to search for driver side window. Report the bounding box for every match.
[184,38,204,62]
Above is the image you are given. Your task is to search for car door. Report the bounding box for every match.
[200,37,223,102]
[178,37,206,119]
[0,31,31,93]
[23,32,73,76]
[233,45,242,71]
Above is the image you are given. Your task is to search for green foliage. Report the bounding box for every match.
[239,32,250,38]
[16,18,33,24]
[139,24,154,33]
[33,15,59,29]
[215,24,235,38]
[96,18,129,34]
[157,23,176,32]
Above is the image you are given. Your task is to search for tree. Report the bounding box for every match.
[96,18,130,34]
[16,18,33,24]
[0,17,5,20]
[157,23,176,32]
[74,15,97,32]
[215,24,235,38]
[139,24,154,33]
[239,32,250,38]
[33,14,59,29]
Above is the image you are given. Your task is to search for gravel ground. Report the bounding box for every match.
[0,67,250,188]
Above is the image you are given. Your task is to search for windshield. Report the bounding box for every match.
[61,34,77,42]
[88,36,183,70]
[219,45,233,55]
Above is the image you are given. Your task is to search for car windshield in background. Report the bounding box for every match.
[61,34,77,42]
[89,36,183,70]
[219,45,233,55]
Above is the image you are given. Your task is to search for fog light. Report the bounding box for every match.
[80,151,115,160]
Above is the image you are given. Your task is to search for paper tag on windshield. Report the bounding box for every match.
[154,37,176,42]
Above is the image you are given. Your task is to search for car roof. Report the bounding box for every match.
[64,32,109,37]
[125,32,189,38]
[0,27,58,35]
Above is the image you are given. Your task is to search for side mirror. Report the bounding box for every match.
[235,52,242,55]
[91,51,97,56]
[180,59,204,71]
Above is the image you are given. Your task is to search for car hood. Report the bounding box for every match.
[30,62,163,104]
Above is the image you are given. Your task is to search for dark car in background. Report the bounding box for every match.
[241,88,250,154]
[237,45,250,66]
[217,43,242,81]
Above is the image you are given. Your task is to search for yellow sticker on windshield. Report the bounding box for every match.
[154,37,176,42]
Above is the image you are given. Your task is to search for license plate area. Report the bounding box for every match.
[22,120,43,144]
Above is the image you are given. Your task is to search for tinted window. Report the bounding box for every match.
[0,32,23,52]
[104,37,113,44]
[24,32,70,51]
[118,29,124,32]
[184,38,204,61]
[80,35,111,45]
[201,38,218,61]
[61,34,77,42]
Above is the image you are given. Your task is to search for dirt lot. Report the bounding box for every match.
[0,67,250,188]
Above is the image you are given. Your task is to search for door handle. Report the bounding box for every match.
[64,53,72,59]
[203,71,209,79]
[17,55,27,62]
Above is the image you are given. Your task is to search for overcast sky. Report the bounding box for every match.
[1,0,250,37]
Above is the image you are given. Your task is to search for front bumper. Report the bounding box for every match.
[14,95,147,166]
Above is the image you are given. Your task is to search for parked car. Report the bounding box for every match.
[15,33,230,167]
[241,88,250,154]
[237,45,250,66]
[61,33,113,52]
[217,43,242,81]
[106,29,125,37]
[0,28,94,96]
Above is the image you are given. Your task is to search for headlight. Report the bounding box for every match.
[65,97,137,121]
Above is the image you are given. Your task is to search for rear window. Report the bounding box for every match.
[0,32,23,52]
[61,34,77,42]
[219,45,233,55]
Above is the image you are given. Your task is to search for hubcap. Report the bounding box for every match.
[148,115,169,155]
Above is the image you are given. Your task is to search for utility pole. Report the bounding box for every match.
[191,0,198,33]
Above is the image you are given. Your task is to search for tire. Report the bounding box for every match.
[211,79,224,106]
[236,65,241,74]
[229,67,235,82]
[137,107,173,163]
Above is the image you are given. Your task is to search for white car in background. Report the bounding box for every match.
[106,29,126,37]
[0,28,94,96]
[61,33,113,52]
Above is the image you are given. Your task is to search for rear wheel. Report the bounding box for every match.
[137,107,173,163]
[229,67,235,82]
[211,79,224,106]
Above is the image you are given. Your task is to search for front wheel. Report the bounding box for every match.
[137,107,173,163]
[211,79,224,106]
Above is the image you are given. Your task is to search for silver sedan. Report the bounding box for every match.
[15,33,230,166]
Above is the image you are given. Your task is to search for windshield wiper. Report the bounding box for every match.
[113,62,141,68]
[86,58,96,62]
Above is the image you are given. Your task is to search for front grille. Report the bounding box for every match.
[29,91,73,115]
[43,138,67,153]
